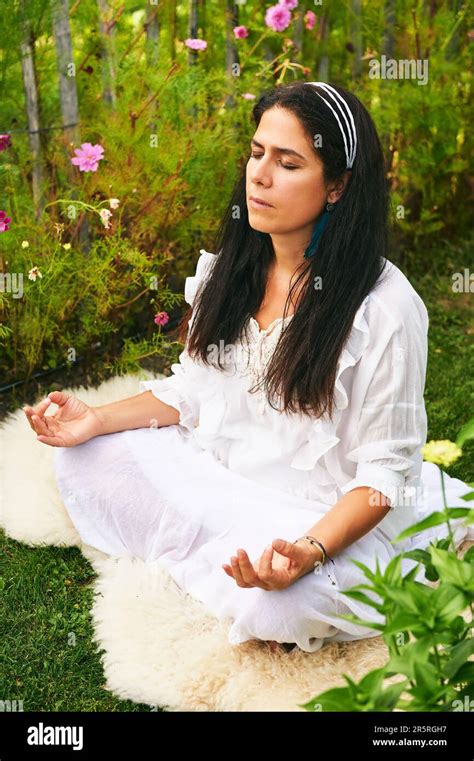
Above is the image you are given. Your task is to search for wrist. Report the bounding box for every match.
[294,538,324,575]
[306,545,324,574]
[92,406,110,435]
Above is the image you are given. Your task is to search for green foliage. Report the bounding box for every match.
[0,225,181,380]
[0,1,471,386]
[300,419,474,713]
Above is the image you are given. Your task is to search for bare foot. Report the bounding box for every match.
[266,640,281,653]
[265,640,297,654]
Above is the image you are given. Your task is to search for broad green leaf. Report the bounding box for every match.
[337,588,384,611]
[383,582,433,615]
[412,660,443,700]
[444,637,474,679]
[375,679,410,711]
[430,547,474,590]
[452,661,474,684]
[432,584,470,623]
[456,417,474,447]
[334,611,385,631]
[381,611,427,635]
[393,508,472,542]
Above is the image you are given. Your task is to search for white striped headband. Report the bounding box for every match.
[304,82,357,169]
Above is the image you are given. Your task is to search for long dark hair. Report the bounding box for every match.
[181,81,391,421]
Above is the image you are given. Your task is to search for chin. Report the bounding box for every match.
[249,224,272,235]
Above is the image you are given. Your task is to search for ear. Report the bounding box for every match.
[327,170,351,204]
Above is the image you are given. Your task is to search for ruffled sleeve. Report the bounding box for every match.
[138,249,218,434]
[339,288,429,508]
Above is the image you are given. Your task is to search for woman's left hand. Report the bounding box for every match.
[221,538,317,591]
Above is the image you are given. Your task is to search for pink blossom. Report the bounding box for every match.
[154,311,170,327]
[280,0,298,9]
[304,10,317,30]
[265,4,292,33]
[71,142,105,172]
[233,25,249,39]
[241,93,256,100]
[0,210,11,232]
[184,38,207,51]
[0,134,11,151]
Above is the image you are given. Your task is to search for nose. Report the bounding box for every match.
[248,156,272,188]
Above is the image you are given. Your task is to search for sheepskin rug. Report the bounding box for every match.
[1,372,471,712]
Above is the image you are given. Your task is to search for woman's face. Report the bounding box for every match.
[246,106,339,238]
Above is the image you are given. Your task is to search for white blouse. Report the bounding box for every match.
[139,248,430,543]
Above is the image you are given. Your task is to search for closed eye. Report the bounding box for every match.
[250,152,299,170]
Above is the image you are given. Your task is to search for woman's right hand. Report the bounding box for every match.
[23,391,105,448]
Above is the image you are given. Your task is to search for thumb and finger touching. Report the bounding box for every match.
[47,391,70,407]
[23,397,51,432]
[23,393,71,445]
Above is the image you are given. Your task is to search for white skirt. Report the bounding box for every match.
[52,425,472,653]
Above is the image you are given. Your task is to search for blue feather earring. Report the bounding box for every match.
[304,201,335,259]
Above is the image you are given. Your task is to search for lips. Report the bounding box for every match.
[249,196,273,207]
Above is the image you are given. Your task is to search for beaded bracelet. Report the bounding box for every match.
[293,535,331,572]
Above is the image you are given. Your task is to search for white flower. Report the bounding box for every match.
[21,240,29,248]
[99,209,113,228]
[108,198,120,209]
[62,243,71,250]
[28,266,43,281]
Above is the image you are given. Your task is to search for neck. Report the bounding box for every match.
[269,228,312,277]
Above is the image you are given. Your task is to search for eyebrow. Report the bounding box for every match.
[250,138,307,162]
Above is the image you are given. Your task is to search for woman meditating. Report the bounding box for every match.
[23,82,471,654]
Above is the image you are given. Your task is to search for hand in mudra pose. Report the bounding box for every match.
[222,539,317,591]
[23,391,104,448]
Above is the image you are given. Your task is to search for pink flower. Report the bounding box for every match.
[71,142,105,172]
[265,4,292,33]
[280,0,298,9]
[241,92,256,100]
[184,38,207,51]
[304,10,317,30]
[233,25,249,39]
[0,210,11,232]
[0,134,11,151]
[154,311,169,327]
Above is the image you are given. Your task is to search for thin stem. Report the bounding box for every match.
[240,28,271,69]
[440,469,456,550]
[115,288,150,310]
[43,199,97,213]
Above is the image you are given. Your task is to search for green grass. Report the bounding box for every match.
[405,235,474,481]
[0,238,472,711]
[0,539,160,712]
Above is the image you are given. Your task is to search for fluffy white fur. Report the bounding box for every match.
[1,373,471,711]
